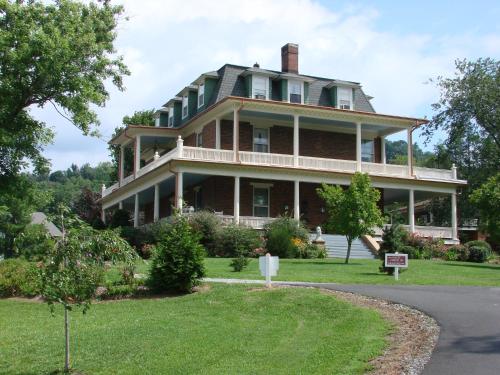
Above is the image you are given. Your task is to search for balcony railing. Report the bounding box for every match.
[101,146,461,198]
[373,224,453,239]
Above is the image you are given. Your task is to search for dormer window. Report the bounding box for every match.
[182,95,188,118]
[167,107,174,128]
[198,83,204,108]
[338,87,353,110]
[252,75,268,100]
[288,80,303,104]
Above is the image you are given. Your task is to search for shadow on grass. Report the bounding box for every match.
[436,262,500,271]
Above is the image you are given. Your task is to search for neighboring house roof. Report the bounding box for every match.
[30,212,63,237]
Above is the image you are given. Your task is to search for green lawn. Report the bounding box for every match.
[0,284,388,375]
[202,258,500,286]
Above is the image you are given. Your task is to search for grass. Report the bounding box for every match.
[0,284,389,375]
[202,258,500,286]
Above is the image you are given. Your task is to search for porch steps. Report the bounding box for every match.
[320,234,376,259]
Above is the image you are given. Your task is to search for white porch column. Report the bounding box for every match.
[101,208,106,224]
[119,145,125,185]
[407,128,413,176]
[176,171,183,211]
[381,136,386,164]
[233,108,239,162]
[451,191,458,240]
[409,189,415,233]
[215,117,221,149]
[134,135,141,177]
[118,201,123,210]
[294,180,300,220]
[176,136,184,157]
[234,176,240,224]
[134,193,139,228]
[356,122,362,171]
[154,183,160,222]
[293,114,299,167]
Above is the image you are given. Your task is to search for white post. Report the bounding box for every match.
[119,145,125,185]
[451,163,457,180]
[134,135,141,177]
[176,171,183,211]
[154,183,160,222]
[294,180,300,221]
[233,107,239,162]
[101,207,106,224]
[409,189,415,233]
[293,114,299,167]
[407,128,412,176]
[134,193,139,228]
[381,136,386,164]
[265,253,271,288]
[176,136,184,158]
[154,151,160,161]
[356,122,362,171]
[395,252,399,281]
[118,201,123,210]
[451,191,458,240]
[101,184,106,197]
[234,176,240,224]
[215,117,221,149]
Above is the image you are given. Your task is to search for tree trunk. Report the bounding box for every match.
[345,238,352,264]
[64,307,70,372]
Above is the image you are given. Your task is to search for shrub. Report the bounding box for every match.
[297,243,327,259]
[188,211,223,256]
[421,238,446,260]
[467,245,491,263]
[13,224,56,261]
[120,264,136,285]
[401,245,422,259]
[148,216,205,293]
[109,209,132,228]
[465,240,492,252]
[230,256,250,272]
[379,224,407,274]
[443,245,468,261]
[215,224,262,258]
[264,216,309,258]
[0,259,40,297]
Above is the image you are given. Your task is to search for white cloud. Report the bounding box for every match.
[37,0,499,170]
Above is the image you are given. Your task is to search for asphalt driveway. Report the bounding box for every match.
[315,284,500,375]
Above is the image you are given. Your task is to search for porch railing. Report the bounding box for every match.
[373,224,453,239]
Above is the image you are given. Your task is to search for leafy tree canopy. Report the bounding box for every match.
[0,0,129,176]
[470,173,500,243]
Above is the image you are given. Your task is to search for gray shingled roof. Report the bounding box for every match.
[31,212,62,237]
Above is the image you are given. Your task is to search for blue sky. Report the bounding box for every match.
[32,0,500,171]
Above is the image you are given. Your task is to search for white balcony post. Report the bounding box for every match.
[154,183,160,222]
[215,117,221,149]
[119,145,125,185]
[294,180,300,221]
[176,171,183,211]
[176,136,184,158]
[233,107,239,162]
[101,207,106,224]
[407,128,412,176]
[451,191,458,240]
[409,189,415,233]
[234,176,240,224]
[451,163,457,180]
[134,193,139,228]
[134,135,141,177]
[381,136,386,164]
[293,114,299,167]
[118,201,123,210]
[356,122,362,171]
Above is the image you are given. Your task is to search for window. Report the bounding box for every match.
[253,187,269,217]
[194,187,202,210]
[182,95,188,119]
[253,127,269,153]
[196,132,203,147]
[288,80,302,103]
[361,140,374,162]
[198,83,204,108]
[252,75,268,100]
[167,107,174,127]
[338,87,353,110]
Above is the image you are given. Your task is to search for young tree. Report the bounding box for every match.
[0,0,129,177]
[40,208,135,372]
[470,173,500,243]
[317,173,383,264]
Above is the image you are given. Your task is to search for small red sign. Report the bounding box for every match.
[385,253,408,268]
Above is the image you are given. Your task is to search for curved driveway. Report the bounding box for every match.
[314,284,500,375]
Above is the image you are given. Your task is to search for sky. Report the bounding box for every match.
[32,0,500,171]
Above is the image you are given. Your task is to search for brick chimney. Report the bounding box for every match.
[281,43,298,74]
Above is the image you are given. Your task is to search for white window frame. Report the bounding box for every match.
[338,87,353,110]
[252,75,269,100]
[196,132,203,148]
[288,80,304,104]
[182,95,188,119]
[253,186,270,217]
[253,127,270,153]
[198,82,205,108]
[167,107,174,128]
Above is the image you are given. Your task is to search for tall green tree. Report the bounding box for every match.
[317,173,383,264]
[0,0,129,177]
[470,173,500,244]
